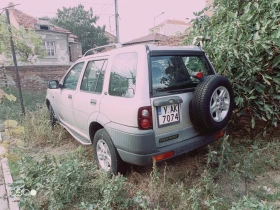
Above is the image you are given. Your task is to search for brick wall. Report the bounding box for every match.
[0,65,70,91]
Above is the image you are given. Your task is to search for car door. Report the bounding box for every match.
[57,62,85,127]
[72,59,108,134]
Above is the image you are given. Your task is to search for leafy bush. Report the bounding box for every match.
[184,0,280,128]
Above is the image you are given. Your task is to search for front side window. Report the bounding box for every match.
[63,62,84,90]
[80,60,107,93]
[44,41,56,56]
[151,55,211,94]
[109,52,137,98]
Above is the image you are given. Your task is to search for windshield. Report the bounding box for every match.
[151,55,212,94]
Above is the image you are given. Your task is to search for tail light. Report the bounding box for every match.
[152,151,174,162]
[138,106,153,130]
[215,129,225,140]
[191,72,204,80]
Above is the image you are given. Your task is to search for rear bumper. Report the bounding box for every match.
[117,133,217,166]
[105,123,218,166]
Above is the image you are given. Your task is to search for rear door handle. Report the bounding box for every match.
[68,94,72,99]
[90,99,97,105]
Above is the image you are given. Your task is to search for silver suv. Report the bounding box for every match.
[46,44,234,174]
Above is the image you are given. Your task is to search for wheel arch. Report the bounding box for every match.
[89,121,104,143]
[46,99,50,110]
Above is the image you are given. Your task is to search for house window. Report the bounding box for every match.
[44,41,56,56]
[40,25,49,30]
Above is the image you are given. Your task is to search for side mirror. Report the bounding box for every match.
[48,80,59,89]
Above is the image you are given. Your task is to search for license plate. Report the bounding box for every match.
[157,104,180,126]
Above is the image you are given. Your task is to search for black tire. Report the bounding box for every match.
[93,128,126,175]
[190,75,234,132]
[49,105,57,128]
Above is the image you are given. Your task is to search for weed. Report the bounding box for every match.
[0,88,45,121]
[21,108,67,147]
[231,196,275,210]
[10,147,145,210]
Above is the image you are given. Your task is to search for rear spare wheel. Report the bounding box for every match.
[190,75,234,132]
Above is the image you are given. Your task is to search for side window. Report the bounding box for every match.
[109,53,137,98]
[95,60,107,93]
[63,62,84,90]
[80,60,106,93]
[184,56,209,75]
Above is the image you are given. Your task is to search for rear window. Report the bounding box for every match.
[151,55,212,94]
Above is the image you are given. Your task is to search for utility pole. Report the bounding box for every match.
[114,0,120,42]
[5,8,25,115]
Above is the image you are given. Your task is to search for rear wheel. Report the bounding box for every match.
[93,129,126,175]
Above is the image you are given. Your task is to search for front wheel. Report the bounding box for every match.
[49,105,57,128]
[93,129,126,175]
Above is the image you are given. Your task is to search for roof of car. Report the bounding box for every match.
[147,45,202,52]
[78,44,203,62]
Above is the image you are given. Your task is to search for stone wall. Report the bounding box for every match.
[0,65,70,91]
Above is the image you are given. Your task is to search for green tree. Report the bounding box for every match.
[184,0,280,128]
[0,15,45,63]
[51,4,109,54]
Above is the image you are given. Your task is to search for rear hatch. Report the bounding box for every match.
[148,49,214,148]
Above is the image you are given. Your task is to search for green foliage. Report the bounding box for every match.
[231,196,274,210]
[0,15,45,63]
[0,88,45,121]
[183,0,280,127]
[51,4,108,54]
[10,148,142,210]
[0,88,16,103]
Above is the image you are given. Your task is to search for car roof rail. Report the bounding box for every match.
[83,43,122,57]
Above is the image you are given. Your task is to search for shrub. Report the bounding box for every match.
[184,0,280,128]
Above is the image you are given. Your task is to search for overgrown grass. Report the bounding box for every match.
[6,108,280,209]
[0,88,45,121]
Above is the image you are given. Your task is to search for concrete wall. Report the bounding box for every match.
[69,42,82,62]
[36,31,70,65]
[0,65,70,91]
[164,24,191,36]
[149,24,191,36]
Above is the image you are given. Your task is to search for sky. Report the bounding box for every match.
[0,0,206,42]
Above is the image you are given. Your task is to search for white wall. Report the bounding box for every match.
[35,31,70,66]
[163,24,191,36]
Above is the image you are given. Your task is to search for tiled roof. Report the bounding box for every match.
[150,19,192,30]
[9,8,37,29]
[123,33,168,45]
[8,8,79,39]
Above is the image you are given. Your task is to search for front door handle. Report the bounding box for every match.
[90,99,97,105]
[68,94,72,99]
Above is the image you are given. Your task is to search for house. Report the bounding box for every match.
[6,3,82,65]
[149,19,192,36]
[122,33,168,46]
[205,0,214,17]
[104,31,117,44]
